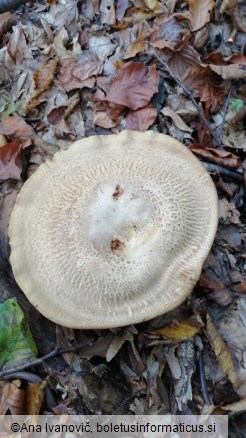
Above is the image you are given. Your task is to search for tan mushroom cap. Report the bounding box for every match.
[9,130,218,329]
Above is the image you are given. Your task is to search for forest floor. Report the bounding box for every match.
[0,1,246,436]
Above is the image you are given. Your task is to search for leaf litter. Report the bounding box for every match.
[0,0,245,430]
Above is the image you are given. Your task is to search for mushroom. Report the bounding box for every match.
[9,131,218,328]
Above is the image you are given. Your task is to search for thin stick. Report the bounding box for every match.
[202,162,244,183]
[218,84,232,146]
[155,54,220,148]
[0,341,93,379]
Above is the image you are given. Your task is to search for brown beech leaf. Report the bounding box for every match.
[198,273,232,306]
[183,64,224,112]
[0,12,17,38]
[94,102,121,128]
[161,106,193,132]
[204,312,237,386]
[218,198,240,224]
[0,115,33,140]
[60,54,103,92]
[126,105,157,131]
[0,141,27,181]
[150,13,190,51]
[24,59,57,113]
[0,380,24,415]
[106,62,159,110]
[124,21,152,59]
[229,54,246,67]
[189,144,241,169]
[151,314,204,340]
[167,44,200,79]
[186,0,215,31]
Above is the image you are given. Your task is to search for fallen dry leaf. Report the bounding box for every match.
[0,140,28,181]
[0,12,17,38]
[220,0,237,14]
[124,21,151,59]
[94,102,123,128]
[150,13,190,51]
[151,315,204,340]
[198,273,232,306]
[167,44,201,79]
[0,380,24,415]
[24,59,57,113]
[218,198,240,224]
[113,7,155,28]
[60,54,103,92]
[116,0,130,21]
[26,382,45,415]
[183,64,224,112]
[125,105,157,131]
[0,115,34,140]
[106,329,134,362]
[186,0,215,31]
[189,144,241,169]
[143,0,162,11]
[161,106,193,132]
[204,312,237,386]
[209,64,246,80]
[106,61,159,110]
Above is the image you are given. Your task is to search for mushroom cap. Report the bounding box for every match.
[9,131,218,328]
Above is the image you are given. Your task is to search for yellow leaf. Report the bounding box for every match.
[143,0,162,11]
[26,381,46,415]
[152,315,203,340]
[204,312,238,386]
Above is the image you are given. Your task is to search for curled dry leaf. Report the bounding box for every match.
[204,312,237,386]
[125,105,157,131]
[143,0,163,11]
[106,329,134,362]
[24,59,57,113]
[151,314,204,340]
[0,380,24,415]
[106,61,159,110]
[186,0,215,31]
[93,102,123,128]
[189,144,241,169]
[161,106,193,132]
[183,64,224,112]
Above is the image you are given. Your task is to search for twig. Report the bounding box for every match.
[198,352,211,406]
[155,54,220,148]
[0,341,93,379]
[0,0,29,13]
[202,162,244,183]
[218,84,232,146]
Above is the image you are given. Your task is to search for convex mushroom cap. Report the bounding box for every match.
[9,131,218,328]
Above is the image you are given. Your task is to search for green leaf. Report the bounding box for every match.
[0,101,16,121]
[231,99,244,111]
[0,298,38,370]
